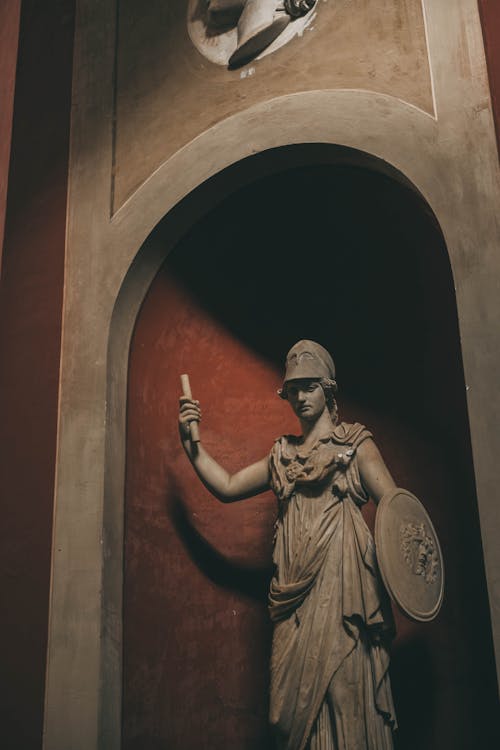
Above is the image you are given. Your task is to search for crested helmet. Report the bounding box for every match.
[281,339,336,389]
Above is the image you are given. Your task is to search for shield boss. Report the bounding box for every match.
[375,488,444,622]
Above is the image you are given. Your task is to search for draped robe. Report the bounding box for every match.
[268,423,396,750]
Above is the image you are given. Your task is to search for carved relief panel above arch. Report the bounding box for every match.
[112,0,434,211]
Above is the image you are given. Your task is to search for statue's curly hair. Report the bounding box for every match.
[278,377,339,425]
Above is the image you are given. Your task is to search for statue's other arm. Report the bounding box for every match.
[179,396,270,502]
[357,437,397,504]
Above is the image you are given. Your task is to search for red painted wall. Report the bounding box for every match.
[125,280,290,749]
[0,0,21,272]
[479,0,500,159]
[124,162,500,749]
[0,2,75,747]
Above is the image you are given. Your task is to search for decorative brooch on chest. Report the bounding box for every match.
[331,447,355,499]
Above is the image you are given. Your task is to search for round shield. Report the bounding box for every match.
[375,488,444,622]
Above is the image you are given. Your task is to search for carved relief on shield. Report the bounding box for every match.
[375,488,444,622]
[400,521,439,584]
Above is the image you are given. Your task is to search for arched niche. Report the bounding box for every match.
[103,145,499,749]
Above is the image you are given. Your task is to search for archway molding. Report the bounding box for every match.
[44,90,500,750]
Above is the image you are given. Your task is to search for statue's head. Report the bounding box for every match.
[281,339,335,383]
[279,340,338,421]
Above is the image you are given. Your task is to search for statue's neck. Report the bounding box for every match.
[299,409,335,449]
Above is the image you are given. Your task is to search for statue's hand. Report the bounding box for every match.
[179,396,201,441]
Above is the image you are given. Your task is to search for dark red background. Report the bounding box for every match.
[0,2,75,748]
[0,0,21,265]
[123,162,500,749]
[479,0,500,161]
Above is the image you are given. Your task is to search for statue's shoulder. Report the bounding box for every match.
[332,421,372,448]
[271,433,300,450]
[269,434,302,463]
[277,433,301,443]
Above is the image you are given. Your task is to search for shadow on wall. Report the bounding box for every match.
[123,156,500,750]
[392,637,436,750]
[167,163,455,434]
[170,480,273,599]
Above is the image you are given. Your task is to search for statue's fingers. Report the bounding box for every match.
[181,408,201,422]
[180,402,199,414]
[182,404,201,414]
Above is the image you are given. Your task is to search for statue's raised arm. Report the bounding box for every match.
[178,385,270,502]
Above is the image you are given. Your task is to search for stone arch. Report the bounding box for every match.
[44,90,500,750]
[103,141,465,747]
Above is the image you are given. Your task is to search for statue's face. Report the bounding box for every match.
[285,379,326,422]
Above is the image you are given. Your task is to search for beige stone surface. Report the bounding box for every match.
[114,0,433,208]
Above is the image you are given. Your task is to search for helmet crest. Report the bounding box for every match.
[282,339,336,383]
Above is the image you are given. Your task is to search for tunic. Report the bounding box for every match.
[268,422,396,750]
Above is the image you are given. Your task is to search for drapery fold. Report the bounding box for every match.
[268,423,396,750]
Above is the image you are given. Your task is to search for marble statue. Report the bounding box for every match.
[202,0,317,67]
[179,340,399,749]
